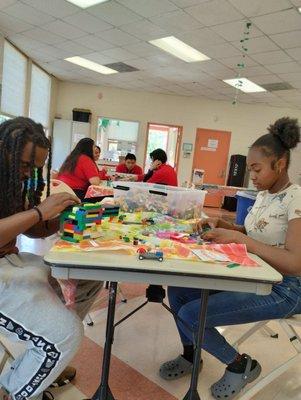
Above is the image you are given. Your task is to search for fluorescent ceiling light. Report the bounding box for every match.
[66,0,109,9]
[65,56,118,75]
[223,78,266,93]
[298,6,301,13]
[149,36,210,63]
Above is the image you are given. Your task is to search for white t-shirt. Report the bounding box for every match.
[245,184,301,248]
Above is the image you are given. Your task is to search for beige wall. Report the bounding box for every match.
[55,81,301,185]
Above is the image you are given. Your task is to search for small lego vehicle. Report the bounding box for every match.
[137,247,164,262]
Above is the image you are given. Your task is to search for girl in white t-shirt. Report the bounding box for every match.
[159,117,301,399]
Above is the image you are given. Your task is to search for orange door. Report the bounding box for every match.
[192,128,231,207]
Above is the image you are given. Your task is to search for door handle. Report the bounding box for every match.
[219,170,226,178]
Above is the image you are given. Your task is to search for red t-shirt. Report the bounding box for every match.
[116,163,143,175]
[143,164,178,187]
[58,154,99,191]
[99,168,109,180]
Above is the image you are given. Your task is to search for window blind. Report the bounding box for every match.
[1,41,27,116]
[29,64,51,127]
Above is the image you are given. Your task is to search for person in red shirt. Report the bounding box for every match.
[116,153,143,175]
[58,138,101,200]
[140,148,178,187]
[93,145,109,180]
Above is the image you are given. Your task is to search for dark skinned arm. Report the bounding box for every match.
[24,217,60,238]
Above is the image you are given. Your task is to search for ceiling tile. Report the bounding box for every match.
[142,53,185,68]
[270,31,301,49]
[63,11,113,34]
[87,0,141,26]
[266,62,301,74]
[149,10,202,33]
[121,57,149,70]
[241,65,272,76]
[21,0,79,18]
[45,59,81,71]
[2,2,55,25]
[54,40,94,56]
[42,20,87,40]
[250,50,293,65]
[177,28,225,50]
[228,0,291,17]
[95,28,139,46]
[120,20,167,41]
[201,43,241,59]
[125,42,161,57]
[34,44,75,59]
[189,60,235,78]
[231,36,280,54]
[83,52,117,65]
[75,35,114,52]
[22,28,65,45]
[251,9,301,35]
[169,0,207,7]
[25,48,57,63]
[100,47,138,61]
[251,74,285,84]
[116,0,178,18]
[290,0,301,5]
[185,0,243,26]
[211,20,262,42]
[7,33,44,51]
[277,72,301,83]
[286,47,301,61]
[0,0,17,10]
[0,11,34,34]
[219,55,259,68]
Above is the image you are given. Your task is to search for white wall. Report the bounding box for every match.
[55,81,301,185]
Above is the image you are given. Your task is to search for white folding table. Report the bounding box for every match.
[44,250,282,400]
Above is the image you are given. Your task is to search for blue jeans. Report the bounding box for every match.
[168,276,301,365]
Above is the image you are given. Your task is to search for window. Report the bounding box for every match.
[29,64,51,127]
[97,117,139,162]
[1,41,27,116]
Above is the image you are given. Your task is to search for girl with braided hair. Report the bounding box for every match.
[0,117,99,400]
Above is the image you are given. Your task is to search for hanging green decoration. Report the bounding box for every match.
[232,21,252,105]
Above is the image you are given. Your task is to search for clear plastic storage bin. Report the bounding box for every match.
[113,181,207,219]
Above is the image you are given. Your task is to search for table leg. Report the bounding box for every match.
[183,289,209,400]
[92,281,118,400]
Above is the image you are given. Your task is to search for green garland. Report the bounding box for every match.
[232,22,252,105]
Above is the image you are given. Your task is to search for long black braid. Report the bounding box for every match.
[0,117,51,219]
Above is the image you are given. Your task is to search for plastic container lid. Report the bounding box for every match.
[236,190,257,200]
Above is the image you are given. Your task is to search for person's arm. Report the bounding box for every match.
[89,176,101,185]
[203,218,301,276]
[115,164,123,173]
[25,218,60,238]
[0,210,41,248]
[0,193,79,247]
[199,217,246,233]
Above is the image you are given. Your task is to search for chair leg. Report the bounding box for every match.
[262,325,279,338]
[117,284,127,303]
[237,320,301,400]
[232,320,268,349]
[86,313,94,326]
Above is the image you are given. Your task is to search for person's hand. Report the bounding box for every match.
[201,228,244,244]
[195,217,219,233]
[37,193,80,221]
[150,160,162,171]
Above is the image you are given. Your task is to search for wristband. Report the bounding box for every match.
[33,206,43,222]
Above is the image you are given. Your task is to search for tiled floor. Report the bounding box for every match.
[5,211,301,400]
